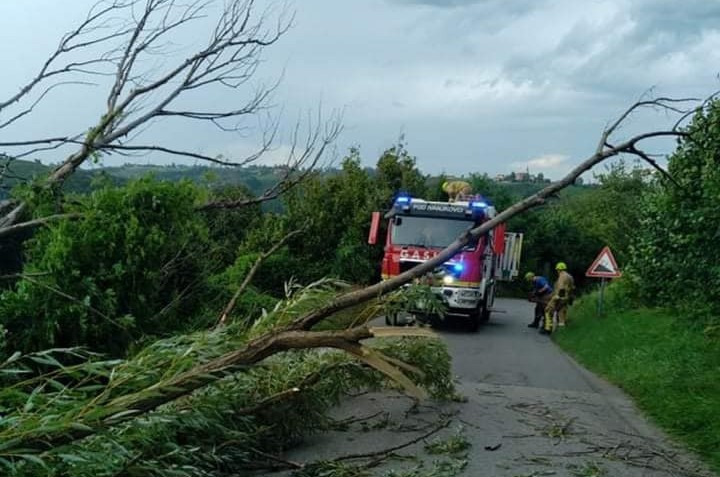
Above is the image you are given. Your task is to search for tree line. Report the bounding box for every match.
[4,125,713,358]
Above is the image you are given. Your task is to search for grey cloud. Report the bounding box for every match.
[389,0,541,30]
[630,0,720,38]
[601,0,720,60]
[390,0,538,9]
[390,0,492,6]
[495,0,720,99]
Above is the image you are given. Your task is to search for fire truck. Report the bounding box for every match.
[367,193,523,331]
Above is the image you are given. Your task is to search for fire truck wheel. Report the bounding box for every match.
[467,305,482,331]
[480,305,491,323]
[415,313,432,326]
[468,313,481,332]
[468,300,490,331]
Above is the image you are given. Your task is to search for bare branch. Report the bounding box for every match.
[0,203,27,230]
[99,144,261,167]
[247,448,305,471]
[0,81,97,130]
[198,116,343,210]
[598,95,699,154]
[217,227,306,327]
[30,0,295,189]
[0,0,308,231]
[0,272,51,281]
[626,145,681,188]
[0,199,15,216]
[0,0,135,116]
[20,274,125,329]
[333,417,449,463]
[0,213,81,239]
[0,137,79,147]
[107,0,211,111]
[672,89,720,131]
[100,1,291,144]
[252,412,450,472]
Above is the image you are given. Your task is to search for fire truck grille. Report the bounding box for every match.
[399,260,423,274]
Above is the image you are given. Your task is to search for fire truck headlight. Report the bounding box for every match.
[443,275,455,285]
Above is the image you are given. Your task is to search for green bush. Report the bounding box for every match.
[0,178,215,356]
[629,100,720,323]
[282,154,385,286]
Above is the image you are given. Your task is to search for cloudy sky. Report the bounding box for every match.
[1,0,719,179]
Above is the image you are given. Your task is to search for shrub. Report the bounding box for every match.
[0,178,215,356]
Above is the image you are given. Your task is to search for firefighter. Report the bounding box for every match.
[524,272,553,329]
[442,180,472,202]
[542,262,575,334]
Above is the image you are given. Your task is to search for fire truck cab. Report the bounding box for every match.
[368,193,522,331]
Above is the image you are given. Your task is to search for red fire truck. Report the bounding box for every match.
[367,193,522,331]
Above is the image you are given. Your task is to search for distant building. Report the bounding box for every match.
[492,169,552,184]
[514,171,529,182]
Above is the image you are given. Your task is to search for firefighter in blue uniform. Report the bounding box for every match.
[524,272,553,329]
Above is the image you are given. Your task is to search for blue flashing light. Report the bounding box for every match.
[396,196,411,203]
[452,262,464,273]
[470,201,488,209]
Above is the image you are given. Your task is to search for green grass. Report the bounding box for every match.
[555,292,720,473]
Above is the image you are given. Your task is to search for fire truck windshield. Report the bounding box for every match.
[391,216,474,249]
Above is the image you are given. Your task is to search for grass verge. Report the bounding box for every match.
[554,288,720,473]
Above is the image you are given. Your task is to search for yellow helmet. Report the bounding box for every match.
[524,272,535,281]
[555,262,567,271]
[442,181,449,191]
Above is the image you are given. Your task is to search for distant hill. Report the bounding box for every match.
[0,158,104,199]
[0,160,297,199]
[2,159,591,204]
[98,163,290,198]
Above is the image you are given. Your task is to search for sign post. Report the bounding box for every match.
[585,246,622,317]
[598,277,606,316]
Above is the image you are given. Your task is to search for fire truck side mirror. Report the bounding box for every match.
[368,211,381,245]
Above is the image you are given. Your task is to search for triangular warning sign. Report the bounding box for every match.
[586,246,622,278]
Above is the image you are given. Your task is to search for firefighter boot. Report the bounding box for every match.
[528,304,542,328]
[540,310,553,335]
[557,303,568,327]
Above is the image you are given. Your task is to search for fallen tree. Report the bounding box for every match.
[0,279,456,475]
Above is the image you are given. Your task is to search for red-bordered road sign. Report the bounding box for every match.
[586,246,622,278]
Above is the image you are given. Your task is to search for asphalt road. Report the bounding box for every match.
[278,298,713,477]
